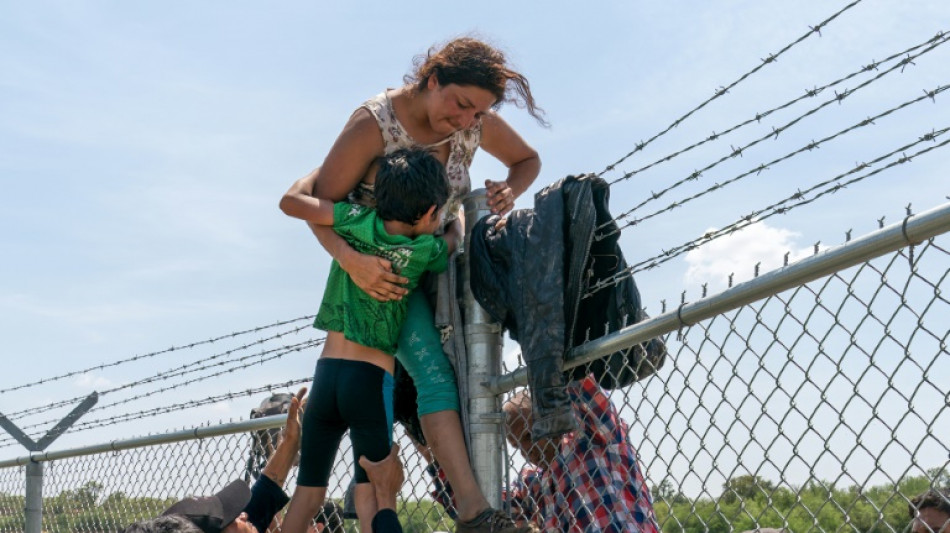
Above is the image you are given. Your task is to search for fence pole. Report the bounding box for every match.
[0,392,98,533]
[25,461,43,533]
[461,188,504,506]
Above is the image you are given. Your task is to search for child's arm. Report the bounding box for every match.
[279,172,335,226]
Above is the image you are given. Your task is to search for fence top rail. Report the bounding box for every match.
[491,200,950,393]
[0,413,287,468]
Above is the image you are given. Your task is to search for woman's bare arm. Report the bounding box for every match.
[285,109,409,301]
[279,172,335,226]
[479,112,542,215]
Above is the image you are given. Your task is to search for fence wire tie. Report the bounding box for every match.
[676,300,690,341]
[901,210,921,266]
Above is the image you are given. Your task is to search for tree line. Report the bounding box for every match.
[654,468,949,533]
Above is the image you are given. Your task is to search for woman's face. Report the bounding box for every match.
[426,77,497,135]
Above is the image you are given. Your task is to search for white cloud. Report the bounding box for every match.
[683,220,824,290]
[208,401,232,414]
[74,373,112,388]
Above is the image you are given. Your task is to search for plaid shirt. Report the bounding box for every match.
[507,375,659,533]
[430,376,659,532]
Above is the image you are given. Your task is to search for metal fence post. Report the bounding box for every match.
[25,461,43,533]
[1,392,98,533]
[461,188,504,507]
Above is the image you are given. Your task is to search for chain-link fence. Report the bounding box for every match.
[1,204,947,533]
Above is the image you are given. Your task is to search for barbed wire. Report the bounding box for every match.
[599,82,948,236]
[23,378,312,442]
[584,126,950,299]
[597,0,864,177]
[0,339,323,446]
[0,314,315,396]
[4,330,321,422]
[608,30,948,189]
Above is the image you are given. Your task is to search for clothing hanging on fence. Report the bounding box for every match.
[469,173,666,440]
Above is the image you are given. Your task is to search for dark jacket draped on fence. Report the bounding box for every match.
[469,173,666,440]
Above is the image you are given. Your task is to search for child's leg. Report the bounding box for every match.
[353,482,378,533]
[337,361,396,533]
[395,291,490,522]
[284,359,347,533]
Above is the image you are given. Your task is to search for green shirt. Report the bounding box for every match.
[314,203,449,355]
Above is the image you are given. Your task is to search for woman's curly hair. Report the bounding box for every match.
[406,37,548,127]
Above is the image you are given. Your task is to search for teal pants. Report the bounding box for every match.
[395,291,461,415]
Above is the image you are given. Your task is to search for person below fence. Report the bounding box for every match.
[909,488,950,533]
[121,388,307,533]
[425,373,660,533]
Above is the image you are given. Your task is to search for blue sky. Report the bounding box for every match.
[1,0,948,476]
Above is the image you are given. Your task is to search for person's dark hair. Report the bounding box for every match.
[909,488,950,518]
[375,148,449,225]
[406,37,548,127]
[122,515,202,533]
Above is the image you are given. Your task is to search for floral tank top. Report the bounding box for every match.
[349,90,482,225]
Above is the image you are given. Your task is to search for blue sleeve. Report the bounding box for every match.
[244,475,290,533]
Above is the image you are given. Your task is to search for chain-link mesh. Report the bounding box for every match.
[496,234,947,533]
[0,428,460,533]
[0,466,24,532]
[1,233,945,532]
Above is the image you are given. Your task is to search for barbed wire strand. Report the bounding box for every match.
[600,82,949,236]
[0,378,313,448]
[608,30,948,188]
[0,340,323,445]
[597,0,864,177]
[585,127,950,298]
[72,377,313,432]
[0,314,315,396]
[5,330,321,421]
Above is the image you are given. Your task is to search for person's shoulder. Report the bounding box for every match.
[333,202,377,231]
[336,202,372,218]
[475,111,506,136]
[342,106,380,135]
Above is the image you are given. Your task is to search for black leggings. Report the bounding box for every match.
[297,358,394,486]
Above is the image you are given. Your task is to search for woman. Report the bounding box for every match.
[281,37,545,533]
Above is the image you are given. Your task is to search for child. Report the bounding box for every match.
[279,147,455,533]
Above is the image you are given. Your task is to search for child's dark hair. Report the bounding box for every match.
[375,148,449,225]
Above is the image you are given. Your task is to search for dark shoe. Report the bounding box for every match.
[456,508,538,533]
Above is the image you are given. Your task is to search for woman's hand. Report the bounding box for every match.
[340,248,409,302]
[479,112,541,214]
[485,179,515,216]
